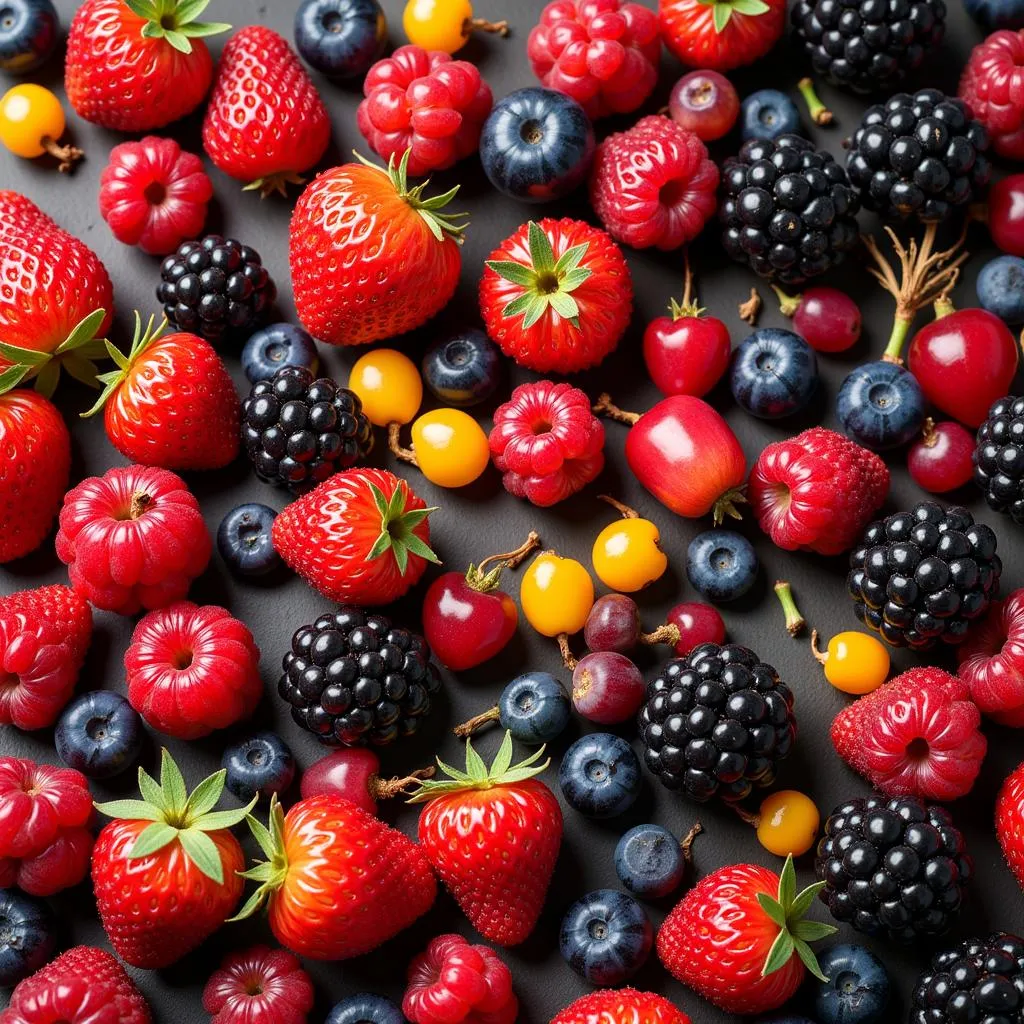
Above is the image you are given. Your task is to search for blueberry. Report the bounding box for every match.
[0,889,56,987]
[559,733,641,818]
[217,503,281,577]
[686,530,758,603]
[963,0,1024,30]
[241,323,318,383]
[54,690,144,779]
[327,994,405,1024]
[976,255,1024,325]
[559,888,653,986]
[480,86,595,202]
[813,944,890,1024]
[0,0,58,73]
[837,360,925,450]
[222,732,296,802]
[422,328,502,407]
[294,0,386,79]
[730,328,818,419]
[741,89,801,141]
[498,671,571,744]
[614,824,685,899]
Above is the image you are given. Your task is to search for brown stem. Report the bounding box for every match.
[598,494,639,519]
[682,251,694,309]
[639,623,681,647]
[41,136,84,173]
[592,393,640,426]
[731,804,760,828]
[388,421,418,466]
[453,706,501,738]
[464,15,509,36]
[558,633,578,670]
[367,767,435,800]
[738,287,762,325]
[810,628,829,666]
[921,416,938,448]
[680,821,703,871]
[129,491,152,520]
[476,531,541,575]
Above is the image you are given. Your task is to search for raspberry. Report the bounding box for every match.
[588,116,717,251]
[489,381,605,507]
[202,945,314,1024]
[959,30,1024,160]
[748,428,890,556]
[958,588,1024,723]
[527,0,660,120]
[357,45,493,176]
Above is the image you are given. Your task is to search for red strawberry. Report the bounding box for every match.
[65,0,229,133]
[959,588,1024,723]
[550,989,690,1024]
[656,855,835,1015]
[479,218,633,373]
[410,732,562,946]
[202,945,314,1024]
[659,0,786,70]
[272,467,439,606]
[83,313,240,471]
[959,29,1024,160]
[997,761,1024,891]
[290,151,466,346]
[830,666,987,801]
[0,191,113,396]
[749,428,890,556]
[203,26,331,197]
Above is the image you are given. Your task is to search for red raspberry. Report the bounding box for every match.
[489,381,605,507]
[830,667,986,802]
[527,0,660,120]
[959,30,1024,160]
[589,116,719,250]
[403,934,517,1024]
[55,465,212,616]
[357,45,493,177]
[958,588,1024,724]
[125,601,262,740]
[748,428,890,556]
[202,945,314,1024]
[98,136,213,256]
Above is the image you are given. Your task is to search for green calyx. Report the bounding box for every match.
[697,0,770,31]
[81,311,167,419]
[228,794,289,922]
[366,482,440,575]
[94,748,256,886]
[757,854,837,982]
[668,296,705,320]
[406,730,549,803]
[0,308,107,398]
[464,562,506,593]
[125,0,230,54]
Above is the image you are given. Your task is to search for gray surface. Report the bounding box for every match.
[3,1,1024,1021]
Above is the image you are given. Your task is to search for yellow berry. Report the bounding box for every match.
[521,551,594,638]
[816,630,890,695]
[0,84,65,159]
[349,348,423,427]
[755,790,820,857]
[410,409,489,488]
[403,0,474,52]
[592,517,667,593]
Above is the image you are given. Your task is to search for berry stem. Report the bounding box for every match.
[774,580,805,637]
[592,393,640,426]
[557,633,578,671]
[771,284,802,318]
[712,486,748,526]
[810,628,829,665]
[797,78,833,125]
[453,706,501,738]
[680,821,703,871]
[920,416,938,448]
[476,531,541,575]
[731,803,760,828]
[882,316,913,363]
[367,766,435,800]
[738,287,762,325]
[682,251,694,308]
[41,136,84,174]
[933,287,957,319]
[464,15,509,37]
[387,422,419,467]
[598,494,639,519]
[129,491,152,520]
[639,623,682,647]
[668,252,705,320]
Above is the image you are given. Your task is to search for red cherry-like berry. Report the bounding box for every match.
[357,45,493,176]
[665,601,725,656]
[98,136,213,256]
[300,748,434,816]
[571,651,645,724]
[908,419,975,493]
[989,174,1024,256]
[959,588,1024,725]
[959,29,1024,160]
[667,70,739,141]
[526,0,660,120]
[775,285,861,353]
[202,944,314,1024]
[584,593,643,653]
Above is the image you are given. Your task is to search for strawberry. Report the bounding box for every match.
[0,191,113,397]
[272,467,439,606]
[550,989,691,1024]
[65,0,229,133]
[232,794,436,960]
[659,0,786,71]
[289,150,467,346]
[92,748,253,969]
[83,312,240,471]
[656,855,836,1015]
[997,761,1024,892]
[409,732,562,946]
[203,26,331,197]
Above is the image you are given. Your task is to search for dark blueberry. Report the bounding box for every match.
[730,328,818,419]
[54,690,144,779]
[497,671,571,744]
[294,0,386,79]
[813,944,890,1024]
[222,732,296,802]
[0,889,56,987]
[559,733,641,818]
[963,0,1024,30]
[837,359,926,450]
[217,503,281,577]
[614,823,686,899]
[740,89,801,141]
[686,530,758,603]
[559,889,653,986]
[326,994,405,1024]
[0,0,57,72]
[976,255,1024,325]
[241,323,319,383]
[422,328,501,407]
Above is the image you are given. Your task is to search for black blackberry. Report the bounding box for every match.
[847,501,1001,650]
[845,89,990,222]
[157,234,276,342]
[242,366,374,492]
[637,642,796,803]
[278,606,441,747]
[974,395,1024,524]
[720,134,860,285]
[790,0,946,96]
[911,932,1024,1023]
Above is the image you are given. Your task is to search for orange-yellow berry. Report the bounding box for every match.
[403,0,475,52]
[814,630,890,695]
[410,409,489,488]
[521,551,594,637]
[349,348,423,427]
[755,790,820,857]
[592,516,667,593]
[0,84,65,159]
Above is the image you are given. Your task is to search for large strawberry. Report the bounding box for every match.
[92,749,253,969]
[659,0,786,71]
[202,26,331,197]
[0,192,113,397]
[65,0,229,132]
[83,312,239,471]
[409,731,562,946]
[290,150,467,346]
[551,990,690,1024]
[272,467,439,605]
[231,794,436,960]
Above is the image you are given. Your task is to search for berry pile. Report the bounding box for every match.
[974,395,1024,522]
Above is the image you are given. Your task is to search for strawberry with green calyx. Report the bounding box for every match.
[0,309,108,398]
[659,0,786,72]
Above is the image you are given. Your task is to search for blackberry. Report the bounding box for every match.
[845,89,990,222]
[790,0,946,96]
[847,500,1001,649]
[278,606,441,747]
[242,366,374,492]
[974,395,1024,524]
[720,134,860,285]
[637,642,796,803]
[816,796,972,944]
[910,932,1024,1023]
[157,234,276,342]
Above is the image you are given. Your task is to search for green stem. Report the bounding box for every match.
[771,284,802,318]
[933,296,955,318]
[882,316,912,363]
[774,581,805,637]
[797,78,832,126]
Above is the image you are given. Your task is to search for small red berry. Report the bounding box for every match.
[908,419,975,493]
[202,945,314,1024]
[774,285,861,353]
[665,602,725,655]
[959,29,1024,160]
[300,748,434,816]
[571,651,645,724]
[668,70,739,141]
[989,174,1024,256]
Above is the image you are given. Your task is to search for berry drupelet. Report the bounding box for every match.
[847,501,1001,650]
[278,606,441,747]
[638,643,796,803]
[720,134,860,284]
[974,395,1024,523]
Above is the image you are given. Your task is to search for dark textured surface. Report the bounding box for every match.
[3,1,1024,1021]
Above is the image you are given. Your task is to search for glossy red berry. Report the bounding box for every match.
[668,70,739,141]
[300,748,433,816]
[774,285,861,353]
[959,588,1024,724]
[202,945,314,1024]
[959,29,1024,160]
[988,174,1024,256]
[666,602,726,655]
[584,593,642,653]
[908,419,975,493]
[571,651,645,724]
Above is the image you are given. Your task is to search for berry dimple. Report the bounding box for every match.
[202,944,314,1024]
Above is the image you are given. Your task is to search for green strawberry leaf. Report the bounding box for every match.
[175,0,210,21]
[0,343,50,366]
[712,3,732,31]
[92,799,164,821]
[527,221,557,274]
[137,767,166,811]
[186,770,227,819]
[484,260,537,288]
[125,0,159,19]
[54,308,107,355]
[756,892,788,928]
[160,748,189,817]
[128,821,179,860]
[81,312,167,419]
[777,853,797,910]
[490,731,514,778]
[762,928,795,977]
[0,363,33,395]
[554,242,589,275]
[465,738,488,781]
[62,354,102,388]
[178,828,224,884]
[730,0,770,13]
[33,361,59,399]
[230,797,291,923]
[791,919,838,943]
[794,937,832,981]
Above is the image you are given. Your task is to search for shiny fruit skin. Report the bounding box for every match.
[349,348,422,426]
[820,631,890,694]
[659,0,786,70]
[907,420,975,493]
[792,287,861,353]
[422,572,518,671]
[0,0,59,74]
[592,516,667,592]
[643,310,731,398]
[666,601,725,655]
[571,651,645,724]
[521,552,594,637]
[584,593,641,653]
[668,70,739,141]
[410,409,489,488]
[403,0,474,52]
[958,588,1024,722]
[989,173,1024,256]
[300,747,381,815]
[755,790,819,856]
[0,83,62,157]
